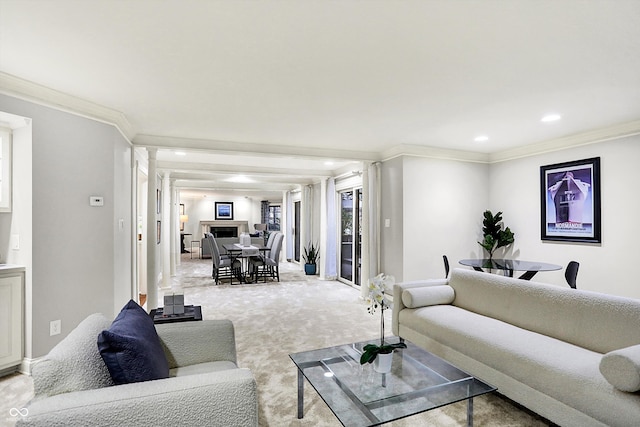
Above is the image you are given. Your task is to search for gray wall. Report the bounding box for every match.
[381,136,640,299]
[490,135,640,298]
[380,156,404,281]
[380,155,489,282]
[0,94,132,358]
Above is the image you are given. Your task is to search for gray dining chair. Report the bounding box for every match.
[205,233,240,285]
[565,261,579,289]
[249,232,284,282]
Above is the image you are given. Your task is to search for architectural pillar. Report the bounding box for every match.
[161,171,171,289]
[146,148,159,310]
[319,178,328,280]
[169,179,177,276]
[361,163,372,298]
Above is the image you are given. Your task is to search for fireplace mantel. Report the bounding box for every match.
[199,220,249,238]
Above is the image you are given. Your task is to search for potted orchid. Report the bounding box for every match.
[360,273,407,372]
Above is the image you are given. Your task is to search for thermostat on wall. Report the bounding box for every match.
[90,196,104,207]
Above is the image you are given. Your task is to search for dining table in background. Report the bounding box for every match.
[458,258,562,280]
[222,243,269,284]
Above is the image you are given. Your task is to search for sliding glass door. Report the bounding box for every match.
[339,189,362,286]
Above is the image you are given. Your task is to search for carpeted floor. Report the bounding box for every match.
[0,255,550,426]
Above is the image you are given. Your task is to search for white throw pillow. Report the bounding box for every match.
[600,344,640,392]
[402,285,455,308]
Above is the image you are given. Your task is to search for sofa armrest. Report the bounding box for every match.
[18,369,257,427]
[600,344,640,392]
[156,320,237,368]
[392,279,448,336]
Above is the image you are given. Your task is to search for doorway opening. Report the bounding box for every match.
[339,188,362,286]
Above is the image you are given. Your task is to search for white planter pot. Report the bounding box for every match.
[373,352,393,373]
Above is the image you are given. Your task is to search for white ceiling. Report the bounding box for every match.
[1,0,640,196]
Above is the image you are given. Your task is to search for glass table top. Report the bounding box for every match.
[459,258,562,272]
[290,339,496,426]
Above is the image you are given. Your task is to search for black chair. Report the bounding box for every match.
[565,261,579,289]
[443,255,450,278]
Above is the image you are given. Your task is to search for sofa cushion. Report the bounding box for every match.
[98,300,169,384]
[32,313,115,398]
[401,285,454,308]
[600,344,640,392]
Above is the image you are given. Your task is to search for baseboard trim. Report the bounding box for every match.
[18,357,40,376]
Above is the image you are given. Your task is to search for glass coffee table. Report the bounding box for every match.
[290,338,496,427]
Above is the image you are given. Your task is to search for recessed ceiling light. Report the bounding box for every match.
[225,175,254,183]
[324,161,334,166]
[541,114,562,122]
[175,151,186,156]
[474,135,489,142]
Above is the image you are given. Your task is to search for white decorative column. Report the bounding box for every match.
[169,179,177,275]
[361,163,371,298]
[319,178,328,280]
[146,148,159,310]
[300,185,310,272]
[161,171,171,289]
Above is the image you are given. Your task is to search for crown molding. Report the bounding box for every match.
[381,143,490,164]
[489,119,640,163]
[134,134,379,162]
[157,160,336,178]
[0,72,135,141]
[3,71,637,165]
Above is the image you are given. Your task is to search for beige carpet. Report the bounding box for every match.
[0,256,550,426]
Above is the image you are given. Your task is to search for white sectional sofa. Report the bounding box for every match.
[392,268,640,427]
[17,315,258,427]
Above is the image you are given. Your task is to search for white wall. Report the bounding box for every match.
[490,135,640,298]
[180,193,272,239]
[401,156,490,282]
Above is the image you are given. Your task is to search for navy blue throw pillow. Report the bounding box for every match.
[98,299,169,384]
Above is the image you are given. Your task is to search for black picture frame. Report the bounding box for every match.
[540,157,601,243]
[215,202,234,220]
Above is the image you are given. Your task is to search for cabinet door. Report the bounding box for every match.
[0,275,23,370]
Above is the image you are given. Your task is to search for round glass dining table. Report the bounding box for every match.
[458,258,562,280]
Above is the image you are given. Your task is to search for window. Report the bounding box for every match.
[0,127,11,212]
[268,205,281,231]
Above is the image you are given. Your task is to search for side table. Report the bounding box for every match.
[149,305,202,324]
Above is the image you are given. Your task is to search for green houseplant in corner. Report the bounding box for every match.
[478,210,515,260]
[360,273,407,373]
[302,242,319,275]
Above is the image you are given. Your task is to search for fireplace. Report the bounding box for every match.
[199,220,249,239]
[210,226,238,238]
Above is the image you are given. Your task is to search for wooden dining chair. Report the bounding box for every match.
[565,261,579,289]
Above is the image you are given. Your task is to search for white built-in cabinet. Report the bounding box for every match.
[0,267,24,372]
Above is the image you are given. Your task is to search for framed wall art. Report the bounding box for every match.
[157,220,161,244]
[540,157,601,243]
[215,202,234,220]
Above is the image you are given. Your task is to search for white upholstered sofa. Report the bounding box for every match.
[17,315,258,426]
[392,268,640,427]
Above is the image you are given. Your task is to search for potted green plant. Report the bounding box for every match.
[478,210,515,260]
[302,242,319,275]
[360,273,407,373]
